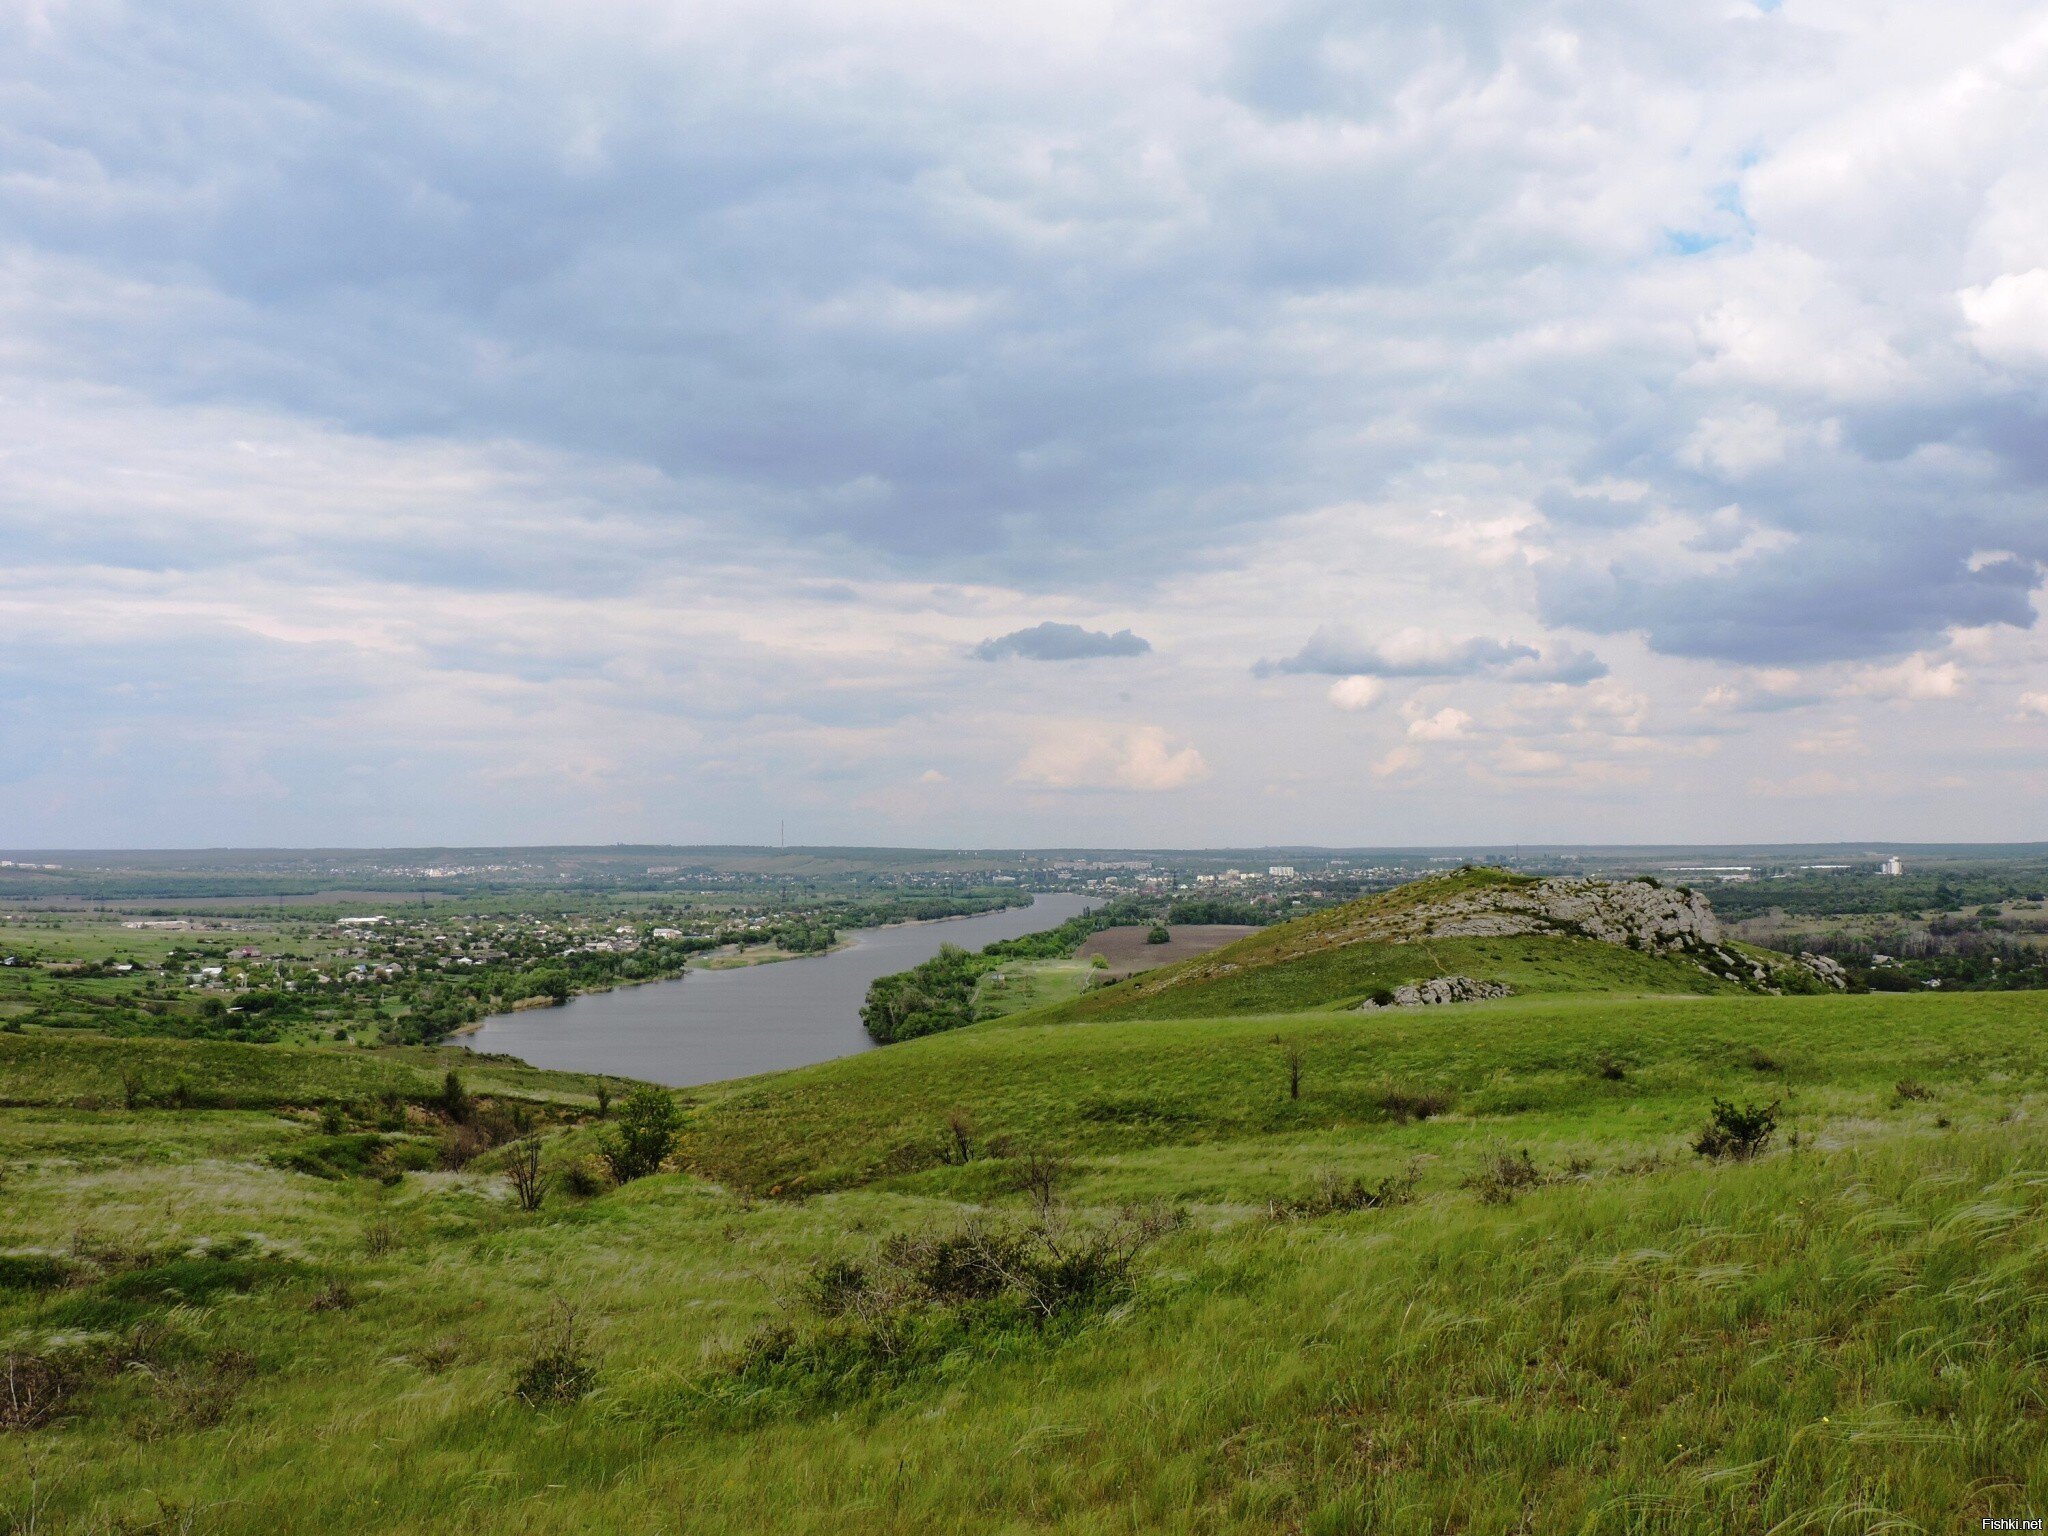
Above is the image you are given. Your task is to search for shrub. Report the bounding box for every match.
[1695,1098,1778,1161]
[938,1109,976,1165]
[513,1302,596,1407]
[438,1070,471,1123]
[600,1087,681,1182]
[1378,1087,1454,1124]
[361,1219,399,1258]
[1,1351,76,1431]
[1894,1078,1935,1103]
[0,1254,71,1292]
[1008,1147,1071,1217]
[559,1159,610,1198]
[318,1102,347,1135]
[684,1206,1182,1424]
[307,1278,356,1313]
[506,1136,545,1212]
[1145,925,1171,945]
[1465,1150,1544,1206]
[1270,1166,1419,1220]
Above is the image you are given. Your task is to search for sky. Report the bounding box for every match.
[3,0,2047,849]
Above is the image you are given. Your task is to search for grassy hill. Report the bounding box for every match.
[1045,867,1778,1022]
[7,978,2048,1529]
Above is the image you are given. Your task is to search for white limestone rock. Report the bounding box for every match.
[1356,975,1512,1010]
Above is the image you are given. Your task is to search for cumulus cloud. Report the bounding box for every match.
[1260,627,1605,685]
[974,622,1151,662]
[1406,707,1472,742]
[1849,655,1965,701]
[1326,676,1384,711]
[1011,723,1208,792]
[1962,270,2048,368]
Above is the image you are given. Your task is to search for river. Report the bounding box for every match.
[456,892,1095,1087]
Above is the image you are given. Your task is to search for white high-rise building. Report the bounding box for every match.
[1880,856,1904,877]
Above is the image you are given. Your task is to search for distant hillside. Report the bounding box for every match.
[1050,866,1839,1021]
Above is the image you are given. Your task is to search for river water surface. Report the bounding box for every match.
[458,892,1094,1087]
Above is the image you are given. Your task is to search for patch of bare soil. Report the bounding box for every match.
[1076,925,1258,979]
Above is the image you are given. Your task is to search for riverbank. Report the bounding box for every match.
[456,893,1096,1086]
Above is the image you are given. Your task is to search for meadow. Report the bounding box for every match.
[7,980,2048,1533]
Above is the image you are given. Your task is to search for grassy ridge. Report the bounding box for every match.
[1038,867,1751,1022]
[1050,932,1739,1022]
[0,1031,630,1109]
[677,990,2048,1196]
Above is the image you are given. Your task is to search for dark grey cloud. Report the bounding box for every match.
[1540,546,2041,665]
[975,623,1152,662]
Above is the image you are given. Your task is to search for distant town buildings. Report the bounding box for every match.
[1880,857,1904,877]
[1268,866,1297,879]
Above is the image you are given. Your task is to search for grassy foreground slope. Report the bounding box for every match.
[1046,867,1752,1022]
[7,989,2048,1533]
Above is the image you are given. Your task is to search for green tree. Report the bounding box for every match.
[601,1087,682,1182]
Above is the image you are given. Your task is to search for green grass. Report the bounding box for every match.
[971,956,1098,1020]
[0,1030,634,1109]
[1053,932,1739,1021]
[6,990,2048,1533]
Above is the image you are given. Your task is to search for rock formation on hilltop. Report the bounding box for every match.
[1358,875,1721,952]
[1157,869,1849,1000]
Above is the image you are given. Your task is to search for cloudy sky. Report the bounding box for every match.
[4,0,2046,848]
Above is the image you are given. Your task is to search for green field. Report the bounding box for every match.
[6,977,2048,1532]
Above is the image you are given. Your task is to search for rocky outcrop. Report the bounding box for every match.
[1798,952,1849,990]
[1356,975,1512,1010]
[1400,877,1719,951]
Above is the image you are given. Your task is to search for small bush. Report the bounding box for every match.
[318,1102,347,1135]
[1145,925,1171,945]
[147,1347,256,1433]
[1270,1165,1418,1220]
[0,1254,71,1292]
[1465,1150,1544,1206]
[684,1206,1181,1425]
[938,1109,977,1165]
[513,1302,596,1407]
[1008,1147,1071,1217]
[1593,1052,1628,1082]
[307,1278,355,1313]
[362,1219,399,1258]
[559,1159,610,1199]
[1695,1098,1778,1161]
[506,1137,545,1212]
[1893,1078,1935,1103]
[1743,1047,1782,1074]
[1378,1087,1454,1124]
[1,1351,76,1431]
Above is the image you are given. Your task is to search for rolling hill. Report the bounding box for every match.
[1045,866,1833,1022]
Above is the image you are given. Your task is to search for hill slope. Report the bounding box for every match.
[1048,867,1822,1021]
[7,993,2048,1533]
